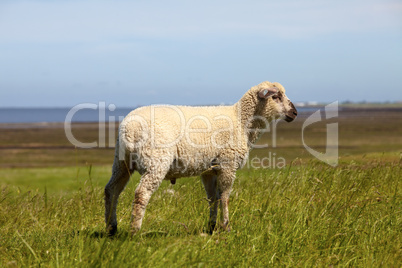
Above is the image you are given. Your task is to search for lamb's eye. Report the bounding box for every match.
[272,95,281,100]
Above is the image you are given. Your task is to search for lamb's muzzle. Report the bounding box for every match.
[285,102,298,122]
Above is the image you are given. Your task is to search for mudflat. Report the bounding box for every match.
[0,108,401,168]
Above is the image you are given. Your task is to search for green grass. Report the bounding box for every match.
[1,159,401,267]
[1,109,401,266]
[0,165,114,195]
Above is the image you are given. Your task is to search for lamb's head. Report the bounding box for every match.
[253,81,298,122]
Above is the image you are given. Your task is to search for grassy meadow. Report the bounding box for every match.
[0,108,401,267]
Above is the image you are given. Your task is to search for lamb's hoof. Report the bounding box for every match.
[221,224,231,232]
[208,221,216,234]
[130,225,141,236]
[170,178,176,185]
[107,225,117,237]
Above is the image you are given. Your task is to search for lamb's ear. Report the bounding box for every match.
[258,87,278,99]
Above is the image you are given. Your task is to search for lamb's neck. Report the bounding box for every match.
[234,91,256,126]
[234,91,267,147]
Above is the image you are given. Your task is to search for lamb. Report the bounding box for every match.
[104,81,298,235]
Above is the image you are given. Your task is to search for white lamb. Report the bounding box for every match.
[105,81,297,235]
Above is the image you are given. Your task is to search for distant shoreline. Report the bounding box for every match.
[1,107,401,129]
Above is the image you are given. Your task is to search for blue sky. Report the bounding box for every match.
[0,0,401,107]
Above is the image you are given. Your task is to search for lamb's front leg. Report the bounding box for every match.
[201,174,219,234]
[217,169,236,231]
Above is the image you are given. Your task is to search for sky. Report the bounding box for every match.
[0,0,401,107]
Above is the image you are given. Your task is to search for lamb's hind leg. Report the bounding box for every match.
[131,168,168,233]
[201,174,219,234]
[105,160,131,236]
